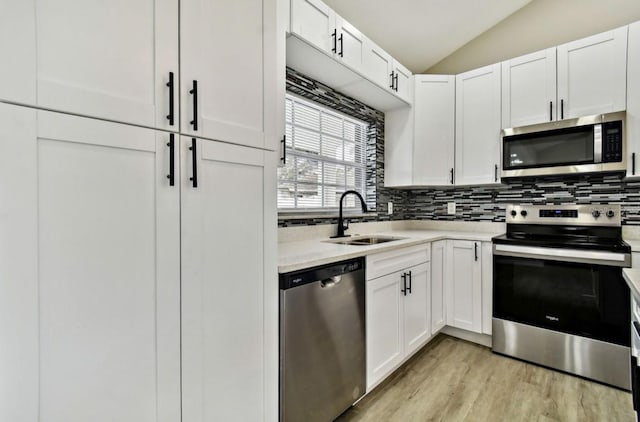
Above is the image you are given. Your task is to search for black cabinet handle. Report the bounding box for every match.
[166,133,175,186]
[389,71,395,89]
[338,33,343,57]
[450,168,454,184]
[560,99,564,120]
[401,273,407,296]
[549,101,552,121]
[331,29,337,53]
[407,270,412,294]
[494,164,498,182]
[166,72,175,126]
[190,80,198,131]
[189,138,198,188]
[474,242,478,261]
[394,73,399,92]
[633,152,636,175]
[281,135,286,164]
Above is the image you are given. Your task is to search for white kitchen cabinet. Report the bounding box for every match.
[0,0,36,106]
[481,242,493,335]
[366,270,404,390]
[403,263,431,357]
[446,240,482,333]
[0,104,181,422]
[181,0,278,151]
[2,0,179,130]
[392,61,413,104]
[455,63,501,186]
[413,75,456,186]
[627,21,640,178]
[430,240,447,334]
[501,48,557,128]
[181,137,276,421]
[557,26,628,119]
[363,38,394,91]
[290,0,365,73]
[384,105,414,187]
[366,245,430,390]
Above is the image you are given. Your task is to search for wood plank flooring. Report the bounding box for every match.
[338,334,635,422]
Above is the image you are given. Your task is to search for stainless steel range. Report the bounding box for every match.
[492,204,631,389]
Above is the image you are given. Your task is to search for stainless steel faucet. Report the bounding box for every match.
[331,190,368,238]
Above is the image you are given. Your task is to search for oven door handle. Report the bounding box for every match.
[493,243,630,267]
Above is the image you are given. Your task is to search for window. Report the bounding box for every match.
[278,94,369,211]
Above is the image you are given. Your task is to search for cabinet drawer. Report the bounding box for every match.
[366,244,429,280]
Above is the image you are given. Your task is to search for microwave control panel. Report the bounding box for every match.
[602,120,623,163]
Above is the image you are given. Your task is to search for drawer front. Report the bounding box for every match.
[366,244,430,280]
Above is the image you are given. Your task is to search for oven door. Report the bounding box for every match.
[493,244,630,346]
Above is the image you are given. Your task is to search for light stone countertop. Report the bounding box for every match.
[278,229,502,273]
[625,240,640,253]
[623,268,640,300]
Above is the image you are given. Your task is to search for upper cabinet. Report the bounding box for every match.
[0,0,179,131]
[501,26,628,129]
[0,0,280,151]
[181,0,279,151]
[455,64,502,185]
[288,0,412,110]
[557,26,628,119]
[627,21,640,178]
[501,48,557,128]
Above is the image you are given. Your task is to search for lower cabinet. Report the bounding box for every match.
[0,103,277,422]
[446,240,483,332]
[366,245,430,390]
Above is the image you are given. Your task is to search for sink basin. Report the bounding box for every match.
[325,235,405,246]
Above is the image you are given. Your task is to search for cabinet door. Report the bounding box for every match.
[0,105,181,421]
[392,60,413,103]
[0,0,36,105]
[366,272,403,390]
[363,38,394,91]
[290,0,334,54]
[181,0,273,150]
[403,263,431,357]
[446,240,482,333]
[181,137,270,421]
[334,14,365,73]
[481,242,493,335]
[628,21,640,178]
[431,240,447,333]
[455,63,501,185]
[34,0,178,130]
[384,106,414,187]
[501,48,557,128]
[557,26,628,119]
[413,75,455,186]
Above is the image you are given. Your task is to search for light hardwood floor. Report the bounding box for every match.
[338,334,635,422]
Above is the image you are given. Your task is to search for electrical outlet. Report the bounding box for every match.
[387,202,393,215]
[447,202,456,215]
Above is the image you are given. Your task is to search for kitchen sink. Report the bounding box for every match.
[325,235,405,246]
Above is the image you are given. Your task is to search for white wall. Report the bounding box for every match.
[427,0,640,74]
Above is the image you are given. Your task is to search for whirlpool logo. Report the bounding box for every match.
[545,315,560,322]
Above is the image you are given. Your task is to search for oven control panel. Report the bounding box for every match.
[506,204,621,226]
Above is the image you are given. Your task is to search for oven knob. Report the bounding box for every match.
[520,210,528,217]
[606,209,615,218]
[510,210,517,217]
[592,210,601,218]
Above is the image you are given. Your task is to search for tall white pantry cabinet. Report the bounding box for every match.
[0,1,280,422]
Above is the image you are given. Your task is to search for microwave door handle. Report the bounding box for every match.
[594,124,602,163]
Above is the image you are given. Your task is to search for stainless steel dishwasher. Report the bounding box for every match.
[279,258,366,422]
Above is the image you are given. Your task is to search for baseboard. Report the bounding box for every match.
[441,326,492,348]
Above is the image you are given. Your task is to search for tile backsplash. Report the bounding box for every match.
[282,68,640,227]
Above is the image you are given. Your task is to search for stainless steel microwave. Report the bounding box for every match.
[501,111,626,178]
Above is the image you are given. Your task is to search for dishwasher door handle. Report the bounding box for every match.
[320,275,342,288]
